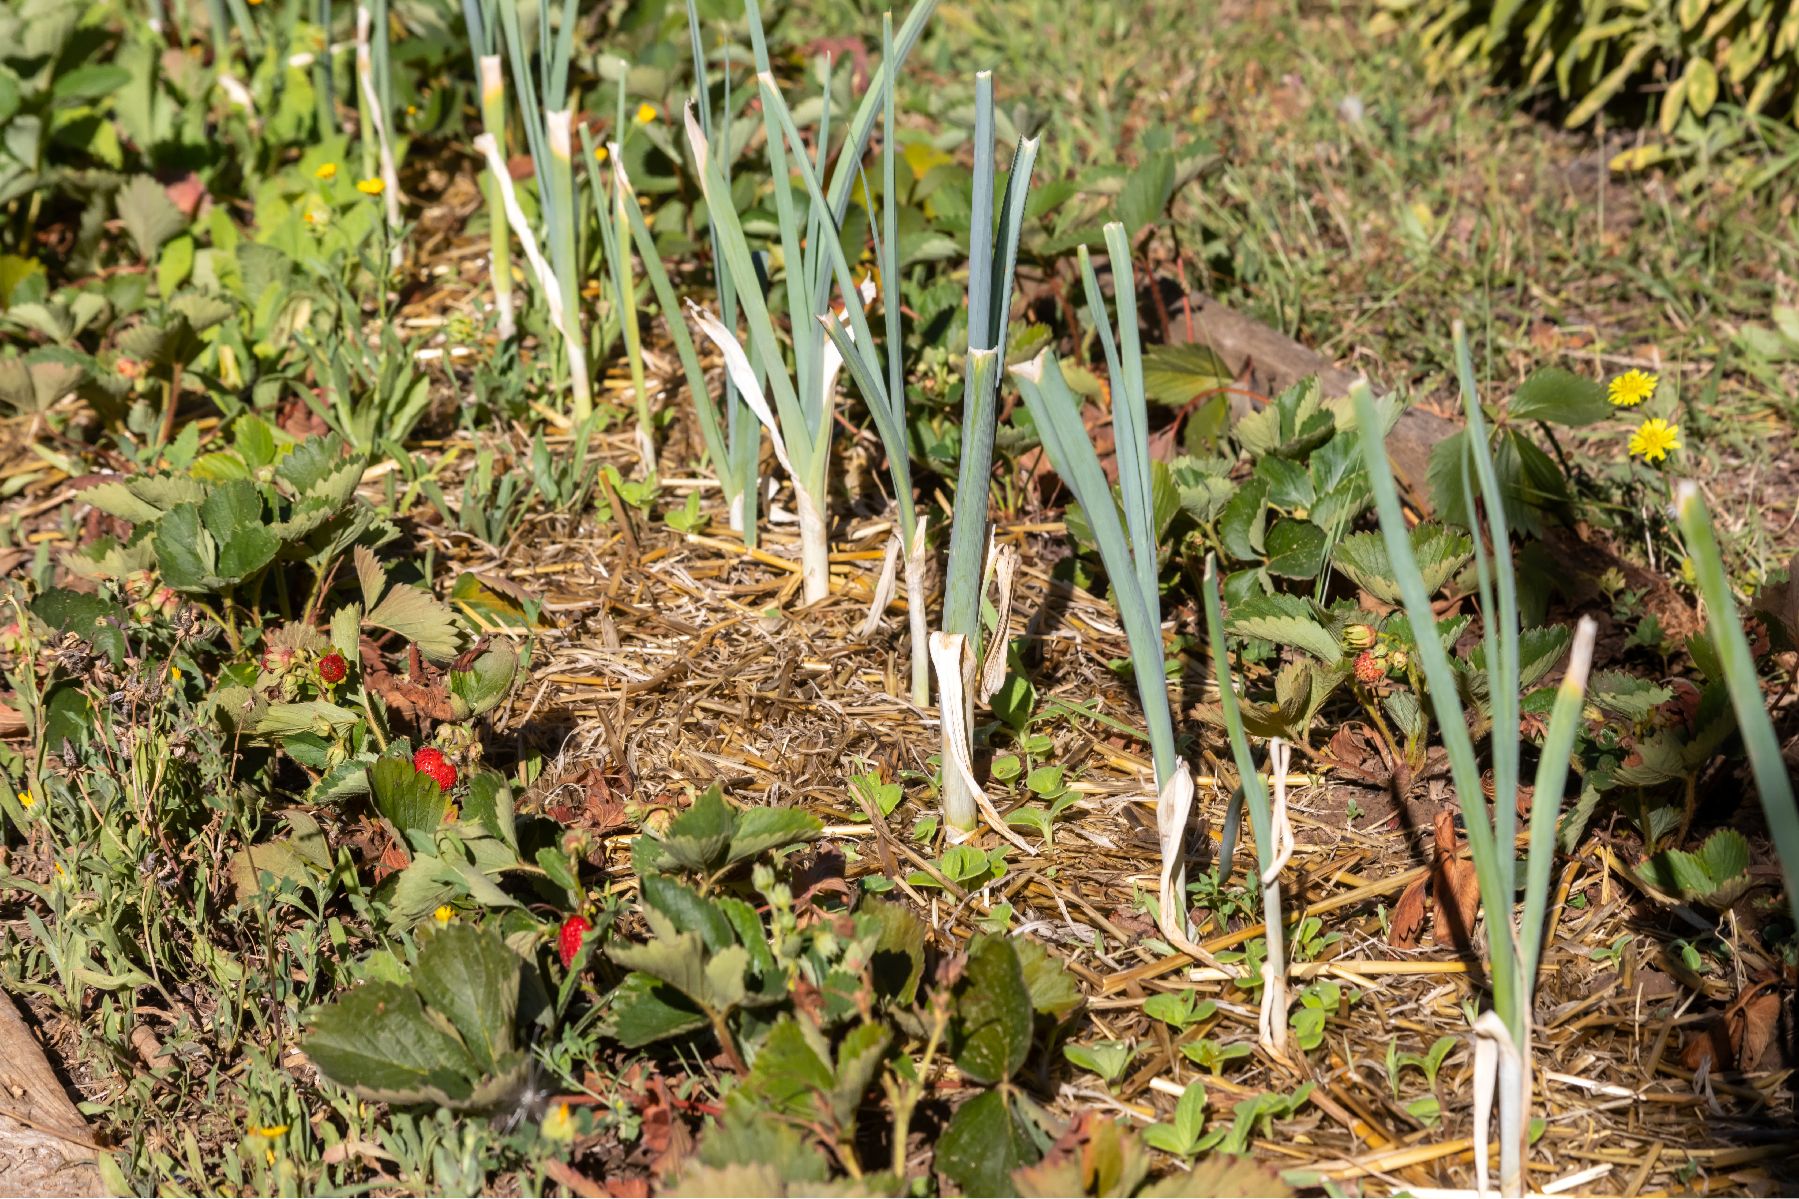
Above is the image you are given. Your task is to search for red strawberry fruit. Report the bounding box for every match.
[412,746,458,791]
[558,915,591,969]
[1353,650,1384,687]
[317,650,348,683]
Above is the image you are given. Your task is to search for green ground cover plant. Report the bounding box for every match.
[0,0,1795,1196]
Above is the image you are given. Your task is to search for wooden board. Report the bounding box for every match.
[0,991,104,1197]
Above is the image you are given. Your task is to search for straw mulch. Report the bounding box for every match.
[411,397,1799,1196]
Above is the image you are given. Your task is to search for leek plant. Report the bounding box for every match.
[582,85,655,471]
[494,0,592,422]
[826,44,1039,706]
[915,73,1038,815]
[355,0,402,261]
[458,0,516,339]
[1351,321,1597,1198]
[606,146,717,496]
[1009,222,1201,948]
[682,0,938,603]
[1201,557,1289,1054]
[1673,483,1799,925]
[683,0,760,542]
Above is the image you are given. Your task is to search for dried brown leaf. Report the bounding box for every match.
[1430,810,1481,953]
[1389,875,1427,949]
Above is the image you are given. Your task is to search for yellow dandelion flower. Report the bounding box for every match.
[593,144,608,163]
[634,102,657,125]
[18,791,34,809]
[1628,417,1680,464]
[433,905,455,926]
[356,177,385,196]
[1608,369,1658,408]
[314,162,337,181]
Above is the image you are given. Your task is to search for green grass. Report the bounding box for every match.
[795,0,1799,573]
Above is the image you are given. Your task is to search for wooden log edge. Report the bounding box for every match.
[0,990,105,1197]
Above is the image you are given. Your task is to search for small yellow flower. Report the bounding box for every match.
[169,665,182,682]
[406,104,418,117]
[1608,369,1658,408]
[53,862,65,878]
[1628,417,1680,464]
[314,162,337,180]
[18,791,34,809]
[356,177,385,196]
[433,905,455,926]
[541,1102,575,1143]
[248,1124,290,1138]
[634,102,657,125]
[593,144,609,163]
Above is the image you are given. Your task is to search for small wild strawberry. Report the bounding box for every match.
[558,914,591,969]
[1353,650,1384,687]
[412,746,458,791]
[1341,623,1377,651]
[262,644,296,673]
[317,650,348,684]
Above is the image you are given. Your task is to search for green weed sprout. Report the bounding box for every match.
[458,0,516,339]
[683,0,937,604]
[1673,482,1799,925]
[490,0,592,422]
[1351,321,1597,1198]
[1009,223,1200,947]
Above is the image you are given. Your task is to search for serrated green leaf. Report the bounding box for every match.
[743,1016,834,1118]
[116,175,186,260]
[953,936,1034,1085]
[938,1089,1039,1197]
[448,640,518,720]
[412,924,521,1075]
[606,972,709,1047]
[1263,518,1327,578]
[641,873,737,953]
[368,756,450,839]
[1014,937,1083,1018]
[650,786,736,873]
[366,584,461,662]
[252,700,362,737]
[1589,670,1673,722]
[1225,593,1340,662]
[302,982,477,1106]
[727,805,824,866]
[1334,523,1472,604]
